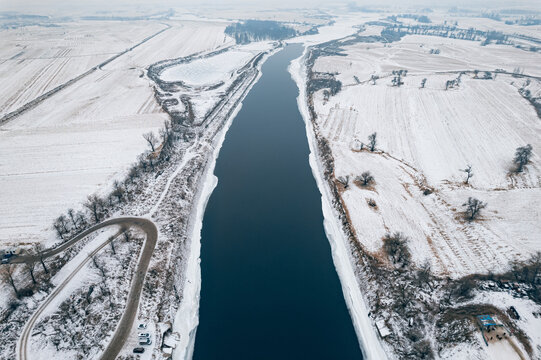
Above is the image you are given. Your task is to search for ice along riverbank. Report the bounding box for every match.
[193,43,363,359]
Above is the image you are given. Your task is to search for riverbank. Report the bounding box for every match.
[171,45,281,360]
[289,48,388,360]
[192,43,362,359]
[291,17,541,360]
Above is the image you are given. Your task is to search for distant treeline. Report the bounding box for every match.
[389,14,431,23]
[225,20,297,44]
[80,9,174,21]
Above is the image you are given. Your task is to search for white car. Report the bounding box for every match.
[138,333,150,338]
[137,323,147,330]
[139,338,152,346]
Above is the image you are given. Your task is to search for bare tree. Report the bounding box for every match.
[109,235,116,255]
[416,260,433,290]
[382,232,411,267]
[76,211,87,229]
[53,220,65,240]
[112,180,125,203]
[53,215,69,240]
[461,164,473,184]
[123,230,131,243]
[84,195,103,223]
[128,164,140,183]
[392,74,403,87]
[1,265,19,297]
[462,197,487,221]
[160,121,171,144]
[33,243,49,274]
[92,256,107,278]
[368,132,377,152]
[513,144,533,172]
[528,251,541,285]
[143,132,159,152]
[453,277,476,299]
[420,78,427,88]
[25,260,37,285]
[67,208,79,230]
[337,176,350,189]
[370,74,379,85]
[357,171,374,186]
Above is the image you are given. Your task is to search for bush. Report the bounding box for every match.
[383,232,412,267]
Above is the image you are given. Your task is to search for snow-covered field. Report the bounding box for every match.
[0,21,165,117]
[309,27,541,278]
[160,50,253,85]
[293,15,541,360]
[0,20,231,247]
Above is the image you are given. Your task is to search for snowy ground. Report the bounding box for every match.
[0,21,165,117]
[294,14,541,360]
[309,25,541,278]
[0,19,231,247]
[0,9,285,359]
[160,50,254,85]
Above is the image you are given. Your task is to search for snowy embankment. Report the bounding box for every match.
[171,46,280,360]
[289,49,388,360]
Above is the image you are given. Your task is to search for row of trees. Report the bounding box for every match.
[1,230,132,300]
[383,23,510,46]
[225,20,298,44]
[53,119,182,242]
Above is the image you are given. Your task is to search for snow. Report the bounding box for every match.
[171,47,277,360]
[375,319,392,338]
[290,47,389,360]
[314,35,541,80]
[160,50,254,86]
[308,29,541,277]
[0,20,233,247]
[0,21,166,117]
[24,228,118,359]
[471,291,541,359]
[292,17,541,360]
[485,340,523,360]
[288,15,367,46]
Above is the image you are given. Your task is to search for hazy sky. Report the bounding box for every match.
[1,0,539,15]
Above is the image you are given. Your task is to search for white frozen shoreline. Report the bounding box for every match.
[289,49,389,360]
[171,47,281,360]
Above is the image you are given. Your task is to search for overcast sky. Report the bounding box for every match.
[1,0,539,15]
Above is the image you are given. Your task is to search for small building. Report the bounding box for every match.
[375,319,392,338]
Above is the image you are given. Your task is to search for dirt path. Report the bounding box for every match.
[16,217,157,360]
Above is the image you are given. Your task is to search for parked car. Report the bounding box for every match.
[137,323,147,330]
[139,338,152,346]
[1,258,9,264]
[509,306,520,320]
[138,333,150,338]
[133,347,145,354]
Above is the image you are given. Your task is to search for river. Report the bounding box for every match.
[193,43,363,359]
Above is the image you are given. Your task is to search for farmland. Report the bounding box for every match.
[294,13,541,360]
[0,20,232,247]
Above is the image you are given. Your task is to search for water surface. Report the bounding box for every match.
[194,44,363,359]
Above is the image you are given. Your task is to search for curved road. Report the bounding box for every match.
[17,217,157,360]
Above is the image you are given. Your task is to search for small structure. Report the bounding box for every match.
[375,319,392,338]
[477,315,506,346]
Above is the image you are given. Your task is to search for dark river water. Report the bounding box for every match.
[193,44,363,360]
